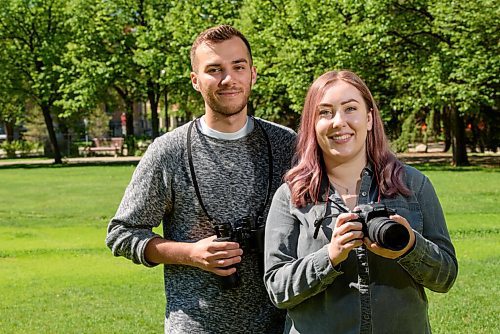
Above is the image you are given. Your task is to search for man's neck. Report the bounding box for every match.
[203,109,248,133]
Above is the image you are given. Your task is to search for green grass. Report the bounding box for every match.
[0,165,164,333]
[416,167,500,334]
[0,164,498,333]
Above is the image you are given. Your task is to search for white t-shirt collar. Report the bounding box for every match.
[198,115,254,140]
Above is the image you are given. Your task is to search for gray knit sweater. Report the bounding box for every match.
[106,118,296,333]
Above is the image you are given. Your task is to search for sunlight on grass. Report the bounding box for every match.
[0,165,498,333]
[0,252,164,333]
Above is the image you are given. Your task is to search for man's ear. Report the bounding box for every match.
[251,66,257,86]
[190,72,199,91]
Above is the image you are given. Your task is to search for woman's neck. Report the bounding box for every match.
[324,154,367,210]
[324,153,367,184]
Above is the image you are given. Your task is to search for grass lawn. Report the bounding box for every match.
[0,164,164,333]
[416,166,500,333]
[0,163,498,333]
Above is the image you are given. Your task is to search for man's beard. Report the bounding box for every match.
[205,92,250,117]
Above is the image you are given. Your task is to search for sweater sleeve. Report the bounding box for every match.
[264,184,342,309]
[105,139,171,267]
[398,173,458,292]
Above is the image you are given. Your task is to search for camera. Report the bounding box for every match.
[351,203,410,251]
[213,216,265,289]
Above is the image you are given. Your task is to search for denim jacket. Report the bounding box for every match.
[264,165,458,334]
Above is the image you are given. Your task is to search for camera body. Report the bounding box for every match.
[351,203,410,251]
[214,216,265,289]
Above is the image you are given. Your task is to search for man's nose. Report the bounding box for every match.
[220,71,234,85]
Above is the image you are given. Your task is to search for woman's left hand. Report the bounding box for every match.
[363,214,416,259]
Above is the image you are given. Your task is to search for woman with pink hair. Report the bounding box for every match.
[264,70,457,333]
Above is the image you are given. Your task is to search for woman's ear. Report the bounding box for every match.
[367,108,373,131]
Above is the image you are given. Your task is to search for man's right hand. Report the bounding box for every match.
[144,235,243,276]
[190,235,243,276]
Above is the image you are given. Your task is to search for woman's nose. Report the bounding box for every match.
[331,111,346,128]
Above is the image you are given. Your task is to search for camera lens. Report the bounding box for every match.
[367,217,410,251]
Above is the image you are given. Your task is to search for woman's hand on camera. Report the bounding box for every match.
[328,212,364,267]
[190,235,243,276]
[363,214,416,259]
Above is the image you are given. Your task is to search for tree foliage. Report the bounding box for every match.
[239,0,499,165]
[0,0,74,163]
[0,0,498,165]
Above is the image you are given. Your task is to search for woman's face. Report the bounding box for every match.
[315,81,373,166]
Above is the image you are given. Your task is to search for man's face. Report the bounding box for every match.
[190,37,257,117]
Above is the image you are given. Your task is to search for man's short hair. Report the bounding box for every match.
[190,25,253,71]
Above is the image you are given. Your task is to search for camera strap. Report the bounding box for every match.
[313,184,349,239]
[186,116,274,225]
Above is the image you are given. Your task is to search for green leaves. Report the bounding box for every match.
[0,0,497,162]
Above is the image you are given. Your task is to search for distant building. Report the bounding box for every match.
[108,101,152,137]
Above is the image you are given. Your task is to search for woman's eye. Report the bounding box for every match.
[319,109,334,118]
[345,106,356,112]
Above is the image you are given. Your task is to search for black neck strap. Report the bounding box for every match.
[186,116,274,223]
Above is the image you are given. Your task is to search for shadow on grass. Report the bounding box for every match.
[0,160,140,170]
[409,164,499,172]
[0,153,498,171]
[397,154,499,172]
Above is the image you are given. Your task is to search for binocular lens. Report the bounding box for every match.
[214,236,241,289]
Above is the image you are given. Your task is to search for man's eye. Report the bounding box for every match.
[207,68,221,73]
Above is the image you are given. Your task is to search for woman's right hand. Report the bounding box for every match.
[328,212,364,267]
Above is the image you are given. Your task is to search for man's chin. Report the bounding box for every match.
[212,106,247,117]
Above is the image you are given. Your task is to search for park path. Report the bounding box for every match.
[0,156,141,167]
[0,152,498,167]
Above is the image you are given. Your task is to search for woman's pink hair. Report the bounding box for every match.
[285,70,411,207]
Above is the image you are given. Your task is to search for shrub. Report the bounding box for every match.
[0,140,42,158]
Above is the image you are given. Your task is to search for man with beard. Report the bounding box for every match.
[106,25,296,334]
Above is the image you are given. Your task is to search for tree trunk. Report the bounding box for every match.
[148,87,159,139]
[5,121,15,142]
[442,106,451,152]
[125,100,135,156]
[125,102,134,138]
[41,103,62,164]
[449,105,469,166]
[164,88,169,132]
